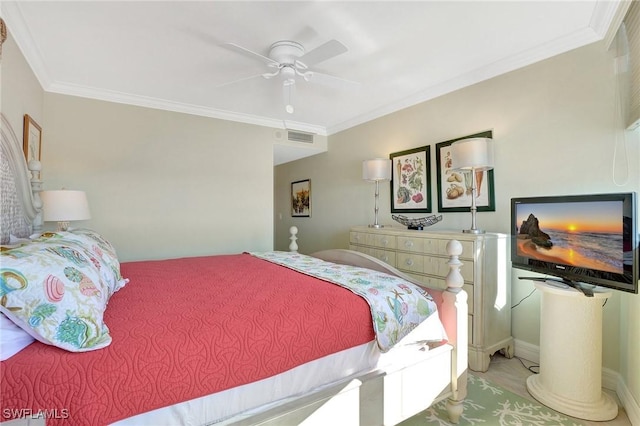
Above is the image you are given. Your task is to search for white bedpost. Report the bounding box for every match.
[442,239,468,424]
[28,159,43,233]
[288,226,298,252]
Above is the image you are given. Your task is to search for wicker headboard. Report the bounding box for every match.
[0,113,41,244]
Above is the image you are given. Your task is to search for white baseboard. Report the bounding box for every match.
[617,378,640,426]
[513,339,539,364]
[513,339,639,424]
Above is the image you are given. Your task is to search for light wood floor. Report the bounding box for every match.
[475,354,631,426]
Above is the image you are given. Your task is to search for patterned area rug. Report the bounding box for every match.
[399,374,584,426]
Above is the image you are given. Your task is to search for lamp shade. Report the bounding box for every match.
[41,190,91,222]
[362,158,392,181]
[450,138,494,171]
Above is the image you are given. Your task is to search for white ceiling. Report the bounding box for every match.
[2,1,625,160]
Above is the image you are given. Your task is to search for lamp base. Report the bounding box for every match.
[369,224,385,228]
[463,228,485,234]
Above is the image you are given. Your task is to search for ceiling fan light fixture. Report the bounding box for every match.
[284,78,295,114]
[221,38,355,115]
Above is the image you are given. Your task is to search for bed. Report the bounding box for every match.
[0,112,467,425]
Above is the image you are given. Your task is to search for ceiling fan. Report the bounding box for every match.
[219,39,358,114]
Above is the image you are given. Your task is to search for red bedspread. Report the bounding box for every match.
[1,254,374,425]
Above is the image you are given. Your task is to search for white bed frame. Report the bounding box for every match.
[222,240,468,425]
[1,113,467,425]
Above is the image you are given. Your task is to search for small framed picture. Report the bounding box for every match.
[435,130,495,212]
[23,114,42,162]
[390,146,431,213]
[291,179,311,217]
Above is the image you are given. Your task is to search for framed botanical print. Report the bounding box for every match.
[435,130,495,212]
[390,146,431,213]
[291,179,311,217]
[23,114,42,162]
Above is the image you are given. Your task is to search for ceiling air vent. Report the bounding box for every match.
[287,131,314,143]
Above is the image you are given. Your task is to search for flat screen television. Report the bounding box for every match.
[511,192,638,295]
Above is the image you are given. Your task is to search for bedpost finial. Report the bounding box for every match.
[445,239,464,291]
[446,239,463,257]
[28,159,42,173]
[289,226,298,253]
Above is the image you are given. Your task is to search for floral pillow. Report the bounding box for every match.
[0,229,128,352]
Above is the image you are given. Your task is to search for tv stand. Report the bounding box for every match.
[523,280,617,421]
[518,276,594,297]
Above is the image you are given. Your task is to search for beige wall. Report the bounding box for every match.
[1,32,44,152]
[276,40,640,413]
[42,93,276,261]
[4,29,276,262]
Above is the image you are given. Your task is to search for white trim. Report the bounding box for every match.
[1,2,53,89]
[513,338,539,364]
[326,27,601,135]
[43,25,602,138]
[604,0,631,50]
[4,1,613,137]
[45,81,328,136]
[617,375,640,426]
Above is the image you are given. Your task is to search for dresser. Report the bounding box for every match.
[349,226,513,372]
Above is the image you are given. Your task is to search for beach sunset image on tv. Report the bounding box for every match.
[515,200,624,274]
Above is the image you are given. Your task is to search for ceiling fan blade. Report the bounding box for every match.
[215,73,265,88]
[305,71,360,90]
[221,43,279,67]
[298,39,348,67]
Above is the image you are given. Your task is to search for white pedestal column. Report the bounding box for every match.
[526,281,618,421]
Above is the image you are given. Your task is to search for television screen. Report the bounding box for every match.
[511,192,638,294]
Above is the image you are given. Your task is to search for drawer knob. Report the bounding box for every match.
[381,255,389,262]
[382,239,388,246]
[404,241,414,248]
[405,259,414,266]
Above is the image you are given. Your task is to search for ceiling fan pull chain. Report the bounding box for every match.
[283,79,296,114]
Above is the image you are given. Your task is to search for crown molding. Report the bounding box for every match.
[326,25,601,135]
[46,81,328,135]
[2,2,53,89]
[593,0,632,49]
[6,1,622,138]
[4,2,327,136]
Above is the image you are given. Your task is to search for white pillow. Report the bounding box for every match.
[0,229,128,352]
[0,313,35,360]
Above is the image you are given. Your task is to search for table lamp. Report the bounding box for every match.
[450,137,494,234]
[41,190,91,231]
[363,158,391,228]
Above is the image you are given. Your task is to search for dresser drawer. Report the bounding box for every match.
[437,239,474,260]
[398,255,474,283]
[350,231,366,245]
[429,257,474,282]
[350,231,396,250]
[396,252,424,273]
[352,231,377,246]
[421,238,474,259]
[374,234,396,249]
[372,249,396,267]
[397,236,424,253]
